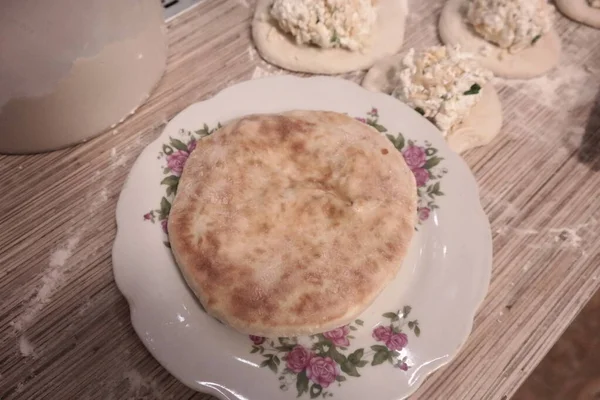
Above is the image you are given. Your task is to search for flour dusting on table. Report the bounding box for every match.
[551,228,583,247]
[110,147,127,168]
[19,335,35,357]
[11,234,81,333]
[251,64,286,79]
[49,236,80,268]
[124,369,145,391]
[123,369,164,399]
[99,188,108,202]
[499,64,597,110]
[247,45,256,62]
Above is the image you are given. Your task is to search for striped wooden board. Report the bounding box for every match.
[1,1,599,399]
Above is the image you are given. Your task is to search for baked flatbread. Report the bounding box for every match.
[169,111,417,336]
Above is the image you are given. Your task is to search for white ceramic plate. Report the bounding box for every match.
[112,76,492,400]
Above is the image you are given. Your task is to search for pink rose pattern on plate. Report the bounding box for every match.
[142,124,221,247]
[371,325,392,342]
[418,207,431,222]
[355,108,448,226]
[249,305,421,398]
[166,150,190,175]
[402,145,427,169]
[356,108,446,227]
[286,345,313,373]
[384,332,409,351]
[323,326,351,347]
[411,167,430,188]
[249,335,266,346]
[306,357,341,388]
[368,115,446,226]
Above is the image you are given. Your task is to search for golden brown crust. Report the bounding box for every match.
[169,111,417,336]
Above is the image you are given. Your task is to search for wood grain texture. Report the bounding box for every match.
[0,1,599,399]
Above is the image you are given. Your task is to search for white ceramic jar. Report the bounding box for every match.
[0,0,167,153]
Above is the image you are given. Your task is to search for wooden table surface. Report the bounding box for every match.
[1,1,600,399]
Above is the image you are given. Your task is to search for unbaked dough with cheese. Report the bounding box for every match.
[439,0,561,79]
[252,0,408,74]
[363,45,503,154]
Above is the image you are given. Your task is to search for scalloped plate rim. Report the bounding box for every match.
[112,75,492,400]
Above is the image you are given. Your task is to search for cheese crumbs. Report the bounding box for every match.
[270,0,377,51]
[392,45,493,135]
[466,0,553,54]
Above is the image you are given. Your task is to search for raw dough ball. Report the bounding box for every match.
[555,0,600,29]
[439,0,561,79]
[252,0,408,74]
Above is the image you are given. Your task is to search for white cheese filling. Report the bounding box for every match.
[391,45,493,135]
[466,0,553,54]
[270,0,377,51]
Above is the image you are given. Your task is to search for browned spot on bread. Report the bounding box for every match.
[205,232,221,252]
[229,291,258,324]
[292,293,320,316]
[304,272,322,285]
[364,259,378,274]
[385,241,399,253]
[238,268,253,280]
[381,148,389,155]
[258,222,271,234]
[268,115,315,143]
[281,270,292,281]
[192,253,212,274]
[323,203,344,221]
[291,140,306,153]
[320,167,333,182]
[379,247,395,261]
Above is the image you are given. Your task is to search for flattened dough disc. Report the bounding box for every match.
[555,0,600,29]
